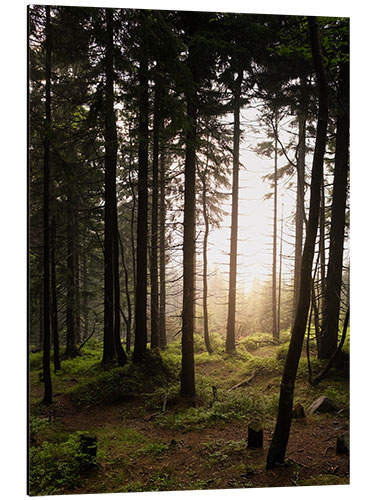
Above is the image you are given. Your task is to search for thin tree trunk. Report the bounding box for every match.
[226,70,243,353]
[180,90,197,398]
[102,7,117,363]
[319,181,326,299]
[82,251,89,340]
[202,165,213,354]
[66,182,77,358]
[150,76,161,349]
[266,16,328,468]
[159,149,167,349]
[74,213,81,344]
[42,4,52,404]
[320,55,349,359]
[292,102,306,323]
[113,204,127,366]
[134,14,149,361]
[118,231,132,352]
[50,216,60,372]
[277,203,284,337]
[272,114,279,343]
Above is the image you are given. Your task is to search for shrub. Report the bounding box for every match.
[29,432,96,495]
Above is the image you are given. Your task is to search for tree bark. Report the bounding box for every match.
[134,14,149,361]
[150,76,161,349]
[159,149,167,349]
[320,55,349,359]
[272,113,279,343]
[292,89,306,324]
[66,184,78,358]
[102,8,125,364]
[42,5,52,404]
[202,163,213,354]
[266,16,328,469]
[50,216,60,372]
[181,67,198,398]
[226,70,243,353]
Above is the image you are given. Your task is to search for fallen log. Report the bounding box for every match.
[228,368,263,391]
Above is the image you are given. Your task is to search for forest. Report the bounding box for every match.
[28,4,349,496]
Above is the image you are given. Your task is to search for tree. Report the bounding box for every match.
[133,11,149,362]
[226,69,243,353]
[102,8,127,366]
[266,16,329,469]
[319,21,349,359]
[42,5,53,404]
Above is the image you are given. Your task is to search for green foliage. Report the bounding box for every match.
[138,442,168,456]
[157,387,275,431]
[29,432,96,496]
[69,350,178,407]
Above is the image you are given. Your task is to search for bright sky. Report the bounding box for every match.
[207,107,299,293]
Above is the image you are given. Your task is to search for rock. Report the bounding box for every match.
[307,396,341,414]
[292,403,305,419]
[247,423,263,449]
[336,431,349,454]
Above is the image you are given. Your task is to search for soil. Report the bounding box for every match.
[29,374,349,494]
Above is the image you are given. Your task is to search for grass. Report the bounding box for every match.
[29,332,349,494]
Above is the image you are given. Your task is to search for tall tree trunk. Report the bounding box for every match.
[277,203,284,337]
[102,8,118,363]
[272,114,279,343]
[226,70,243,353]
[74,212,81,344]
[292,94,306,323]
[66,184,77,358]
[159,149,167,349]
[113,204,127,365]
[119,231,132,353]
[266,16,328,468]
[320,55,349,359]
[39,283,44,350]
[42,4,52,404]
[150,76,161,349]
[319,180,326,301]
[82,251,89,340]
[202,165,213,354]
[180,91,197,398]
[50,216,60,372]
[134,15,149,361]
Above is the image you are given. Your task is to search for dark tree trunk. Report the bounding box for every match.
[266,16,328,469]
[74,216,81,344]
[39,283,43,350]
[42,5,52,404]
[134,15,149,361]
[159,149,167,349]
[102,8,117,363]
[118,231,132,353]
[277,204,284,337]
[319,180,326,301]
[150,76,161,349]
[113,205,127,366]
[202,166,213,354]
[180,91,197,398]
[82,251,89,340]
[50,216,60,372]
[272,115,279,343]
[292,95,306,323]
[226,70,243,353]
[320,56,349,359]
[66,186,78,358]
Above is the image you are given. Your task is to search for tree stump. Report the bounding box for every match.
[336,431,349,455]
[247,423,263,449]
[79,434,97,468]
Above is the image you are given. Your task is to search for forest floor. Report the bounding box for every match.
[28,334,349,495]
